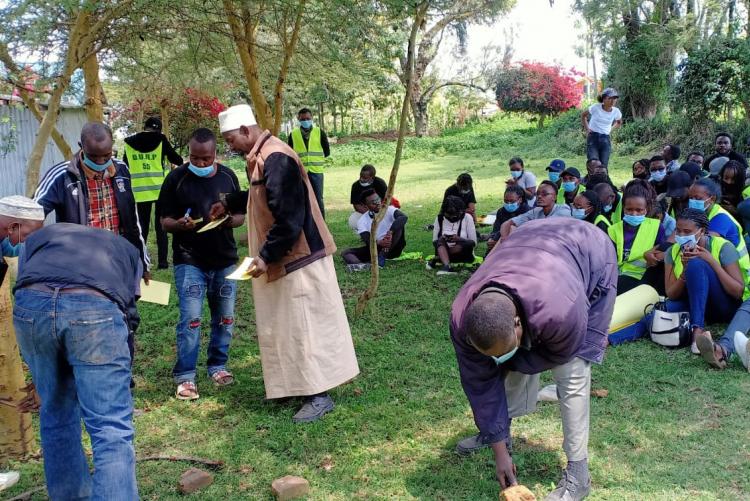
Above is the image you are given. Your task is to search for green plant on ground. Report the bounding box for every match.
[5,114,749,500]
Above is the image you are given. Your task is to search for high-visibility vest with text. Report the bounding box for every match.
[291,127,325,174]
[608,218,660,279]
[124,142,165,203]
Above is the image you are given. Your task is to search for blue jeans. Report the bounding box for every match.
[13,288,138,501]
[307,171,325,219]
[719,299,750,356]
[737,199,750,236]
[173,264,236,383]
[586,132,612,167]
[609,259,740,346]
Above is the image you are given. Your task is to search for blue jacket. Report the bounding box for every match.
[33,152,150,271]
[14,223,142,333]
[450,219,618,445]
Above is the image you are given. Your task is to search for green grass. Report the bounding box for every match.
[5,115,750,500]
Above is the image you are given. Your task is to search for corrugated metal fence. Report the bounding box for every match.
[0,105,87,197]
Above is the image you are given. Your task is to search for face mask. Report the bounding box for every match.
[1,236,20,258]
[459,188,471,195]
[299,119,313,129]
[623,214,646,227]
[510,170,523,179]
[491,346,519,365]
[504,202,519,213]
[446,214,462,223]
[188,162,215,178]
[359,180,373,187]
[562,181,577,193]
[82,154,113,172]
[688,198,706,211]
[650,169,667,182]
[675,233,698,248]
[572,208,587,220]
[549,172,560,183]
[603,204,613,213]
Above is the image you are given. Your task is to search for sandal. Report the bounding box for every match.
[696,333,727,369]
[175,381,199,400]
[211,370,235,387]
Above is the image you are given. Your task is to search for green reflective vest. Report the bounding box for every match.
[125,142,166,203]
[707,203,747,259]
[610,194,622,224]
[608,218,660,279]
[670,236,750,300]
[594,214,611,228]
[291,126,325,174]
[743,185,750,200]
[556,184,584,205]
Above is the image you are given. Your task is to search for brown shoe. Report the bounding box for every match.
[696,332,727,369]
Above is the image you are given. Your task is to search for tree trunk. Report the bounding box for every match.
[82,53,106,122]
[356,1,428,316]
[589,30,598,96]
[318,102,324,131]
[0,274,35,459]
[538,112,546,129]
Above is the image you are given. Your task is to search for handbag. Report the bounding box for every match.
[648,300,692,348]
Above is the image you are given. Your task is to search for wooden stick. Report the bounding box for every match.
[136,455,225,470]
[8,485,46,501]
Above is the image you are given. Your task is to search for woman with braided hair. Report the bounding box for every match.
[572,190,610,232]
[665,208,748,354]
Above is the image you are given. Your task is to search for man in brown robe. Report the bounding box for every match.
[213,104,359,423]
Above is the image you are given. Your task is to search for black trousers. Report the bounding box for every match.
[136,200,169,267]
[617,263,665,296]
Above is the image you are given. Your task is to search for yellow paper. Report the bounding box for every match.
[190,217,203,224]
[227,257,256,280]
[197,215,229,233]
[139,279,171,305]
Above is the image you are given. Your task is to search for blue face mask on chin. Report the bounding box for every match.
[188,162,215,178]
[299,119,313,129]
[675,233,698,248]
[688,198,706,211]
[1,236,20,258]
[572,208,587,220]
[504,202,519,213]
[549,172,561,183]
[82,154,113,172]
[603,203,613,213]
[623,214,646,226]
[491,346,519,365]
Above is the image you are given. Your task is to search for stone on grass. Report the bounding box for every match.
[501,484,536,501]
[178,467,214,494]
[271,475,310,500]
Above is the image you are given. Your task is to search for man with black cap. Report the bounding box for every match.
[557,167,584,205]
[546,159,565,185]
[679,161,704,182]
[664,170,692,217]
[123,117,184,269]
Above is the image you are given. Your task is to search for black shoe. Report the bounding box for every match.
[157,263,169,270]
[292,394,335,423]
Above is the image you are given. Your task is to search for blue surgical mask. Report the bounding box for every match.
[188,162,215,178]
[623,214,646,226]
[504,202,519,213]
[563,181,577,193]
[675,233,698,248]
[491,346,519,365]
[82,154,113,172]
[510,170,523,179]
[650,169,667,182]
[1,237,20,258]
[572,208,587,220]
[688,198,706,211]
[548,172,560,183]
[603,204,613,213]
[299,119,313,129]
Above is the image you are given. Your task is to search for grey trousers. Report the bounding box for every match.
[505,357,591,461]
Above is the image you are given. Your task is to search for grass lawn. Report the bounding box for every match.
[5,117,750,500]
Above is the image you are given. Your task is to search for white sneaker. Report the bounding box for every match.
[691,341,700,355]
[734,331,750,371]
[538,384,558,402]
[0,471,20,492]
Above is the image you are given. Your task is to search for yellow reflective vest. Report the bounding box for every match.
[291,127,325,174]
[670,235,750,300]
[124,142,165,203]
[706,203,747,260]
[608,218,660,279]
[556,183,584,205]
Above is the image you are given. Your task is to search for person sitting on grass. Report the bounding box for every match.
[648,155,669,196]
[506,157,537,206]
[688,178,743,253]
[486,185,530,254]
[557,167,584,205]
[427,196,477,275]
[499,180,571,240]
[592,181,622,224]
[664,209,747,355]
[342,189,408,271]
[679,161,705,182]
[717,160,746,221]
[664,171,692,218]
[443,173,476,220]
[687,151,705,167]
[608,179,667,295]
[573,190,610,232]
[632,158,650,181]
[663,144,681,173]
[582,158,607,186]
[348,164,387,231]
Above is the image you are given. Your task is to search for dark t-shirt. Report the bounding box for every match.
[443,185,477,211]
[350,177,388,205]
[704,151,748,171]
[158,164,241,269]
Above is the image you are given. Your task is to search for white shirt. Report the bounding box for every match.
[358,206,397,240]
[432,213,477,245]
[512,170,537,206]
[588,103,622,135]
